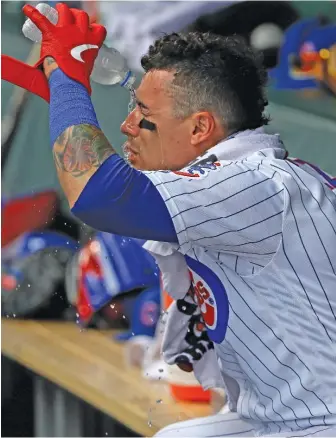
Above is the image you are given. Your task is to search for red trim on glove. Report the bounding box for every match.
[1,55,50,102]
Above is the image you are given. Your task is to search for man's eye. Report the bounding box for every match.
[138,105,149,115]
[135,101,150,114]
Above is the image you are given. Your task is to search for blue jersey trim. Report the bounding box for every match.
[72,154,178,243]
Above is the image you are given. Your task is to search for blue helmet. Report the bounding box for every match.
[270,18,336,90]
[72,232,161,339]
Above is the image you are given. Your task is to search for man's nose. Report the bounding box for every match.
[120,109,141,137]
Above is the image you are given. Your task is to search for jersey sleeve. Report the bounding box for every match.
[71,154,178,243]
[143,160,284,259]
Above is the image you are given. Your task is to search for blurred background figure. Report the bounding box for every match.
[99,0,299,71]
[270,16,336,94]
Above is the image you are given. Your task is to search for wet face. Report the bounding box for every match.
[120,70,224,171]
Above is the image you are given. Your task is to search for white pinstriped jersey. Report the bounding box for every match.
[144,129,336,435]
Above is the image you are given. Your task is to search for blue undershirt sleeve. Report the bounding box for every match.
[71,154,178,243]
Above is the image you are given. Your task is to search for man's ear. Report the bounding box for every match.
[190,112,215,145]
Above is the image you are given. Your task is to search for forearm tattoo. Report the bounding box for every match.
[45,56,56,66]
[53,125,115,178]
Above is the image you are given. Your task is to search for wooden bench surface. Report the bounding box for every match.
[1,319,212,436]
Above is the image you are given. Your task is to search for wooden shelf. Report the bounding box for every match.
[1,319,212,436]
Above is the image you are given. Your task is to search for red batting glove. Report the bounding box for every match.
[23,3,106,94]
[1,3,106,102]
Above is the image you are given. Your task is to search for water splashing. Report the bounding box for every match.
[148,407,152,428]
[122,83,136,163]
[125,82,136,114]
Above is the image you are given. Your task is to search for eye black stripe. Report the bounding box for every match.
[139,119,156,131]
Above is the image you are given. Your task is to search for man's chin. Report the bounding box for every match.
[127,155,145,170]
[125,155,177,172]
[129,158,162,172]
[124,152,142,169]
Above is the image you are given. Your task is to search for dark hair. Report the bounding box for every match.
[141,32,270,133]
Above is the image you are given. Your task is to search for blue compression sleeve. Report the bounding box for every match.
[72,154,178,243]
[49,69,100,146]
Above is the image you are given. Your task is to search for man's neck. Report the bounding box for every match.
[187,127,285,167]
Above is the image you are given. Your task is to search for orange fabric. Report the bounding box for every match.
[170,383,211,403]
[163,290,174,309]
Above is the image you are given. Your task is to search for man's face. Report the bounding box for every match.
[120,70,213,171]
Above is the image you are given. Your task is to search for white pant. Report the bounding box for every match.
[154,411,336,437]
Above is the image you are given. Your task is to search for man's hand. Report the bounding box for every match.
[43,57,59,80]
[1,3,106,101]
[23,3,106,94]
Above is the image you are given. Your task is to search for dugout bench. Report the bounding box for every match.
[1,319,212,437]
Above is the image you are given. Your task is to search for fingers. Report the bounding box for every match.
[71,9,89,33]
[91,23,107,45]
[55,3,74,26]
[22,4,53,33]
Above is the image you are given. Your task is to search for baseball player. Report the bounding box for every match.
[4,4,336,436]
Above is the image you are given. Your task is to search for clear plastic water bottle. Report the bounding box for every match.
[22,3,58,43]
[90,45,135,88]
[22,3,135,89]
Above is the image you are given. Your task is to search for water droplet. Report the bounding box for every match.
[148,420,152,428]
[158,368,164,373]
[156,399,162,404]
[126,84,136,114]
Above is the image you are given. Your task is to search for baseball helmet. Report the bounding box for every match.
[65,231,161,338]
[2,230,79,318]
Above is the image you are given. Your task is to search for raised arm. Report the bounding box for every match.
[19,3,178,242]
[52,124,113,206]
[44,57,115,206]
[43,57,178,242]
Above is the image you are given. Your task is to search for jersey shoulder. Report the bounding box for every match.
[172,154,223,179]
[156,154,254,183]
[143,151,278,192]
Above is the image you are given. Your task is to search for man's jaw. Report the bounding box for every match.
[122,141,139,163]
